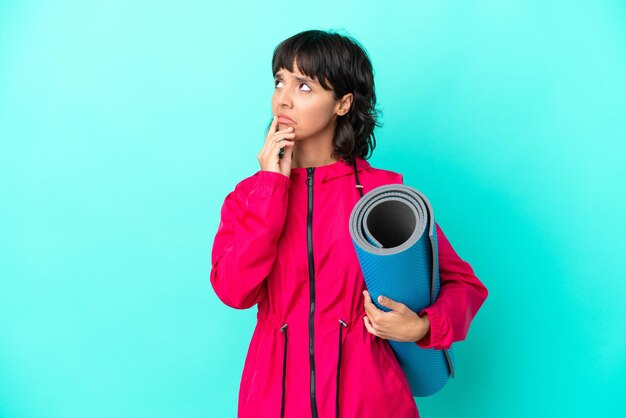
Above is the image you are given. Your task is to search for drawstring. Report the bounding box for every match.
[352,159,364,198]
[280,323,288,418]
[336,319,348,418]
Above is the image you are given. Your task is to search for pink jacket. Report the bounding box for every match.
[210,156,488,418]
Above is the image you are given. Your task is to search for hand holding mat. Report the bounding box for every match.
[348,183,455,397]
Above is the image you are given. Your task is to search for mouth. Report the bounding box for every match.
[277,114,295,124]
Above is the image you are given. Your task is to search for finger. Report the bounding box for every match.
[279,137,295,167]
[378,295,403,313]
[364,316,387,339]
[268,140,295,165]
[363,315,377,336]
[362,290,375,316]
[260,130,295,159]
[268,114,279,135]
[270,138,295,157]
[261,116,290,152]
[272,126,295,138]
[260,120,274,156]
[362,291,380,324]
[268,123,294,140]
[262,128,294,152]
[261,116,279,155]
[363,290,379,313]
[273,131,296,140]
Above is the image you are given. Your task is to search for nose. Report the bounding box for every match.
[276,85,293,108]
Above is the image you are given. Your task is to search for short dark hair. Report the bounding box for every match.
[270,29,381,164]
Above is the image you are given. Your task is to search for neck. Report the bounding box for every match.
[290,129,339,168]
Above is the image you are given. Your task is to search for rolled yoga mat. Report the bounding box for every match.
[348,183,455,397]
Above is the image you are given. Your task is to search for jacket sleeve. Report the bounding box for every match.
[210,170,290,309]
[415,222,489,350]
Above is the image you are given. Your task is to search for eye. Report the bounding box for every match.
[274,79,313,92]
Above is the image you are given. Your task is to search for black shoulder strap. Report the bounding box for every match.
[352,158,364,198]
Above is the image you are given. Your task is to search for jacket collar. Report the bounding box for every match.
[289,156,371,183]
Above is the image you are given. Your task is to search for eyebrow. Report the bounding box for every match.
[274,71,316,84]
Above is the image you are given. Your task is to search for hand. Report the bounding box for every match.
[258,114,296,177]
[362,290,430,343]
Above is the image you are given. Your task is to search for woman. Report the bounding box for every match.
[210,29,488,418]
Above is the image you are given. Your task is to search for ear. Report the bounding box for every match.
[336,92,353,116]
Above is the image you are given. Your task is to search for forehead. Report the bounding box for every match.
[274,67,317,83]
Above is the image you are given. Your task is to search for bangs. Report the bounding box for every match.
[271,32,335,91]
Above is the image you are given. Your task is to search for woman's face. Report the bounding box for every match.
[272,61,343,140]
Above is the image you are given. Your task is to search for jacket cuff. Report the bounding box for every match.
[415,305,451,350]
[254,170,291,190]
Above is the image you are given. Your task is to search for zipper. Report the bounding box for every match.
[306,167,319,418]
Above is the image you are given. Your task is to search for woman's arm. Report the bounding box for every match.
[415,222,489,350]
[210,170,290,309]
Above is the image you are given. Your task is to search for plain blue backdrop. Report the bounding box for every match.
[1,1,625,417]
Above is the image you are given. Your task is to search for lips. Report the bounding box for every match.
[277,113,295,123]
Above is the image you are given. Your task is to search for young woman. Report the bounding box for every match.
[210,29,488,418]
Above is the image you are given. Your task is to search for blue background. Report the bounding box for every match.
[1,1,625,417]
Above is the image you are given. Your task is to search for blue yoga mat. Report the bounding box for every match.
[348,183,455,397]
